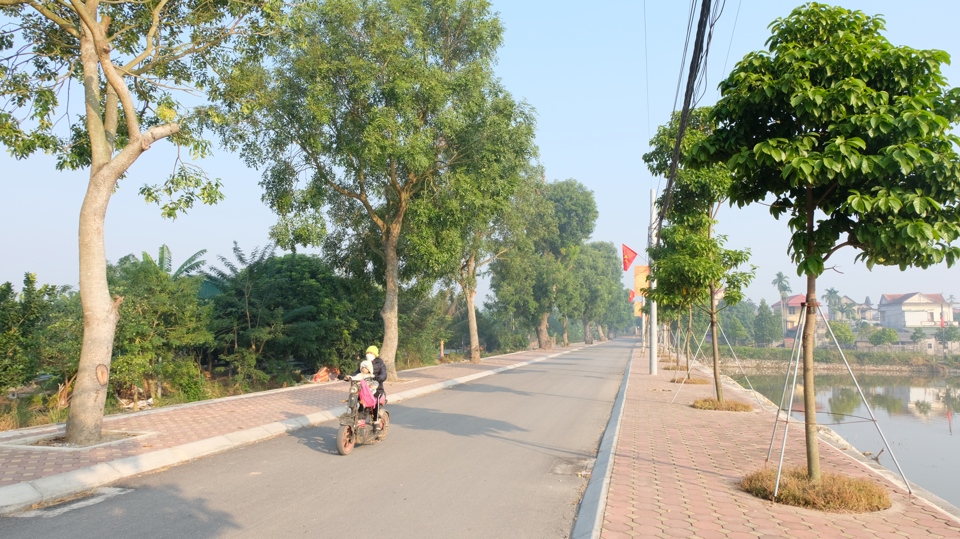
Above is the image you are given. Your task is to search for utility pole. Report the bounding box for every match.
[649,189,658,376]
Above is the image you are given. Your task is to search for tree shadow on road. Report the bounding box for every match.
[389,405,528,438]
[0,483,241,537]
[447,382,534,397]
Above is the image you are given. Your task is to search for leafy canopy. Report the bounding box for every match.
[695,2,960,276]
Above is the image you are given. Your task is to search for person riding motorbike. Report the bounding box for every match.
[340,345,387,428]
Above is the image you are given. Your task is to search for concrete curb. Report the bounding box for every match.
[570,344,635,539]
[0,347,579,516]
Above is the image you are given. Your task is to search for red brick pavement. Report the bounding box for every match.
[600,353,960,538]
[0,350,549,488]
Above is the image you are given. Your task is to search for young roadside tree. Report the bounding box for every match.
[0,1,280,445]
[209,0,511,380]
[695,3,960,480]
[643,108,754,401]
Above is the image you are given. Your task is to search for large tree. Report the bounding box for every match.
[695,3,960,479]
[404,96,537,363]
[572,242,626,346]
[0,1,279,444]
[210,0,509,380]
[490,179,597,350]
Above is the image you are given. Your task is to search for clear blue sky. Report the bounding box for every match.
[3,1,960,308]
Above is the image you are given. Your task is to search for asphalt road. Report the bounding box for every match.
[0,341,631,539]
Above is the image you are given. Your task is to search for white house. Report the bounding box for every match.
[878,293,955,329]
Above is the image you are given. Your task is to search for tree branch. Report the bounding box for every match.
[21,0,80,38]
[70,0,142,143]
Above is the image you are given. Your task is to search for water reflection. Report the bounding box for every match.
[729,370,960,509]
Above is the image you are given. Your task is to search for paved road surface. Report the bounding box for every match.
[0,341,631,538]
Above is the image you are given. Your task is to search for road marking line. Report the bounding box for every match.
[12,487,131,518]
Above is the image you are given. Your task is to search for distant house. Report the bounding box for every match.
[878,293,955,329]
[771,294,805,330]
[858,296,879,322]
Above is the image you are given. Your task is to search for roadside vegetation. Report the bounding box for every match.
[740,467,891,512]
[691,398,752,412]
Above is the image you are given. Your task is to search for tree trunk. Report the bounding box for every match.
[710,284,723,402]
[597,324,606,342]
[465,286,481,363]
[536,312,552,349]
[583,318,593,345]
[802,188,821,481]
[562,317,569,347]
[675,315,681,366]
[439,339,445,360]
[802,271,821,480]
[685,307,693,380]
[379,222,402,381]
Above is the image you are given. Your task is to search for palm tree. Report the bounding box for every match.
[772,272,791,336]
[141,244,207,278]
[822,288,841,320]
[836,301,857,321]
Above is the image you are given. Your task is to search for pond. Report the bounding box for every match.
[727,370,960,509]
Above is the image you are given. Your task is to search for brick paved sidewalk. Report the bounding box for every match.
[0,347,571,514]
[599,352,960,539]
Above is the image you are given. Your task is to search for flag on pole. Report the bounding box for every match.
[629,290,635,302]
[622,244,638,271]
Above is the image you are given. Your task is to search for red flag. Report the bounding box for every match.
[629,290,636,302]
[622,244,638,271]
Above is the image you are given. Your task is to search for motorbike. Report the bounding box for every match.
[336,377,389,455]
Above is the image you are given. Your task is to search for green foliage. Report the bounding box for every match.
[868,327,899,347]
[396,288,453,368]
[108,251,214,399]
[696,3,960,276]
[718,299,756,345]
[571,242,630,336]
[0,1,280,211]
[827,321,856,347]
[489,178,598,340]
[935,325,960,345]
[911,327,927,344]
[753,300,783,347]
[32,290,82,382]
[642,108,754,342]
[206,245,383,385]
[0,274,66,390]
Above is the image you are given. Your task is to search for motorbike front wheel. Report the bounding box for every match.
[336,425,355,455]
[375,410,389,441]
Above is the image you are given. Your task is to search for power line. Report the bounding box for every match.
[657,0,717,238]
[643,0,651,143]
[720,0,742,81]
